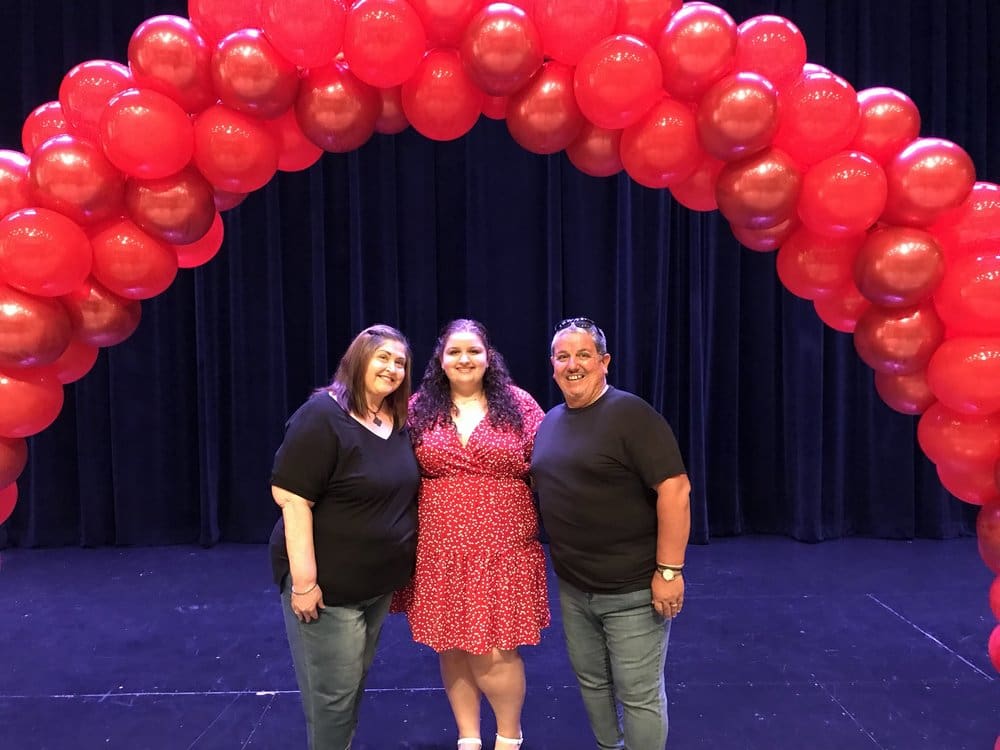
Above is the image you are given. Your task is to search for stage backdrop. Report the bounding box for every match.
[0,0,995,547]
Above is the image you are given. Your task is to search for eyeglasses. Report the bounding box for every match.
[554,317,600,333]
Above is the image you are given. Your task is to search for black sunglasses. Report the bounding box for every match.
[554,317,601,333]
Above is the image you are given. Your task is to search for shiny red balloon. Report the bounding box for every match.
[656,3,736,101]
[734,15,806,91]
[773,68,859,167]
[940,461,1000,506]
[930,182,1000,261]
[853,226,944,308]
[0,284,72,369]
[410,0,486,48]
[696,72,779,162]
[534,0,617,65]
[296,61,381,153]
[266,110,324,172]
[128,15,215,114]
[874,369,936,415]
[21,101,69,156]
[99,88,195,179]
[402,50,483,143]
[926,337,1000,416]
[375,87,410,135]
[853,302,944,375]
[918,403,1000,471]
[0,370,64,439]
[461,3,543,97]
[505,61,581,154]
[934,250,1000,336]
[669,154,724,212]
[124,167,217,245]
[344,0,428,89]
[89,218,179,300]
[882,138,977,228]
[28,135,125,225]
[813,279,870,333]
[775,227,863,300]
[173,212,225,269]
[193,105,280,193]
[0,436,27,488]
[797,151,887,238]
[0,150,31,220]
[31,338,99,385]
[262,0,347,69]
[0,208,93,297]
[0,481,16,525]
[574,35,662,131]
[614,0,682,45]
[850,88,921,166]
[730,217,797,253]
[212,29,300,120]
[58,60,133,143]
[188,0,263,45]
[566,122,623,178]
[620,96,700,189]
[60,277,142,348]
[714,147,802,230]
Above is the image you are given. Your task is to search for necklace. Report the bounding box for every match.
[368,401,384,427]
[452,392,485,408]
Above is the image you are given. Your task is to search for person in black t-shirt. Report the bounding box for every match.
[531,317,691,750]
[269,324,419,750]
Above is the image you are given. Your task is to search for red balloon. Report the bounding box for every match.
[410,0,486,48]
[918,403,1000,471]
[850,88,921,166]
[930,182,1000,261]
[481,95,508,121]
[212,29,300,120]
[620,96,700,189]
[99,88,195,179]
[926,337,1000,416]
[0,437,27,488]
[0,370,64,439]
[670,153,724,211]
[853,226,944,308]
[714,147,802,230]
[990,624,1000,671]
[874,369,936,415]
[696,72,779,162]
[566,122,623,178]
[574,35,662,131]
[124,167,217,245]
[0,208,93,297]
[734,15,806,91]
[0,284,72,369]
[193,105,280,193]
[773,69,859,168]
[813,279,870,333]
[614,0,682,45]
[214,190,248,212]
[344,0,428,89]
[128,15,216,114]
[854,302,944,375]
[266,110,324,172]
[58,60,133,143]
[89,218,179,300]
[173,212,225,269]
[883,138,976,227]
[934,251,1000,336]
[402,50,484,143]
[461,3,543,97]
[775,227,863,300]
[534,0,617,65]
[60,277,142,348]
[28,135,125,225]
[21,101,69,156]
[188,0,263,45]
[0,482,17,525]
[375,87,410,135]
[0,150,31,220]
[262,0,347,69]
[797,151,887,238]
[730,217,797,253]
[940,461,1000,506]
[656,3,736,101]
[296,61,381,153]
[31,338,99,385]
[505,61,581,154]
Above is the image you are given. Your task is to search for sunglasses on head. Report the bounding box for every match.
[554,317,600,333]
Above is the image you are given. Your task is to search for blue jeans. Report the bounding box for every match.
[558,579,671,750]
[281,578,392,750]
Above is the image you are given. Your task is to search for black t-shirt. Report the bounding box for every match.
[268,391,419,604]
[531,386,686,594]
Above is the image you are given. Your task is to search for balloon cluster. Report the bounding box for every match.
[1,0,999,672]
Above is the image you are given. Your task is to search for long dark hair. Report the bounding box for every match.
[409,319,524,442]
[322,324,412,430]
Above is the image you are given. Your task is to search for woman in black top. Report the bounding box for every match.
[269,324,419,750]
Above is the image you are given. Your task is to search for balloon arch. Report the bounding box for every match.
[1,0,1000,670]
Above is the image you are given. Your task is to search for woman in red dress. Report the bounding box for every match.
[403,319,550,749]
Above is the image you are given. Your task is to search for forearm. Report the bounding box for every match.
[274,488,318,589]
[655,474,691,567]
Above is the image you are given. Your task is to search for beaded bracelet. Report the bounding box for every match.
[291,582,318,596]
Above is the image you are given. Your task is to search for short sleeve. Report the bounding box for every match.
[270,396,340,502]
[512,386,546,460]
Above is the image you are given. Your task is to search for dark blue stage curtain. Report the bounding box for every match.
[0,0,995,547]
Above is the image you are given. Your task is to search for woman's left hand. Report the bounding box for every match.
[651,573,684,619]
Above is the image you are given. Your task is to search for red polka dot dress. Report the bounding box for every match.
[401,386,550,654]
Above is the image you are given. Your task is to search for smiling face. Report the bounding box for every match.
[364,339,409,406]
[440,331,488,394]
[551,330,610,408]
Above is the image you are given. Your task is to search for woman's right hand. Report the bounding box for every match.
[290,585,325,623]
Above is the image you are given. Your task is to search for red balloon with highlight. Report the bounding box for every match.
[100,88,195,179]
[505,62,581,155]
[735,15,806,91]
[21,102,69,156]
[461,3,544,97]
[0,208,93,298]
[853,302,945,375]
[574,35,663,131]
[297,61,381,153]
[402,50,484,143]
[883,138,976,227]
[850,88,921,166]
[797,151,887,238]
[343,0,428,89]
[128,15,215,114]
[620,96,700,189]
[193,105,280,193]
[656,2,737,102]
[262,0,347,69]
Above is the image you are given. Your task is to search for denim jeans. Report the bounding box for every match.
[557,579,671,750]
[281,578,392,750]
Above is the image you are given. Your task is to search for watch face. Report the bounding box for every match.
[660,568,676,582]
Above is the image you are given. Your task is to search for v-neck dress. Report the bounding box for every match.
[398,386,550,654]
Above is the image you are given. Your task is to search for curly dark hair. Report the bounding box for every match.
[409,319,525,443]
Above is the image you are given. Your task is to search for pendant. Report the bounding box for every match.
[372,415,382,427]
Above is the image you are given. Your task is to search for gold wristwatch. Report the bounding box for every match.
[656,564,683,582]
